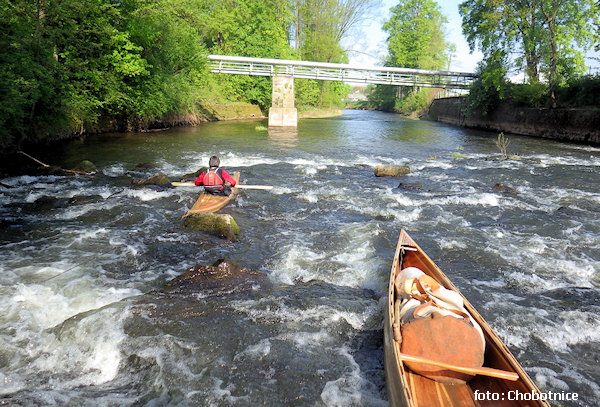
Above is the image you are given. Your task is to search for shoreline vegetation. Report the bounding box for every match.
[3,0,599,157]
[1,0,358,152]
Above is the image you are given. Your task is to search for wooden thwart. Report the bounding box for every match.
[395,351,519,381]
[171,182,273,190]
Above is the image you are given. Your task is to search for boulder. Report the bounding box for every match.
[131,173,173,188]
[161,259,267,294]
[182,212,240,240]
[73,160,97,174]
[375,164,410,177]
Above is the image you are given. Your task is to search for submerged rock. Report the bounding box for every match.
[182,212,240,240]
[131,173,173,188]
[161,259,268,294]
[493,183,518,195]
[397,182,423,191]
[374,164,410,177]
[32,196,71,210]
[68,195,103,205]
[73,160,97,174]
[29,194,104,211]
[133,162,157,171]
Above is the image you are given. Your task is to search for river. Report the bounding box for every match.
[1,110,599,406]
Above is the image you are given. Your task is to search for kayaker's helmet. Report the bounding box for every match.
[209,155,220,168]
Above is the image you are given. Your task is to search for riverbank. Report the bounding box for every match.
[428,97,600,145]
[299,108,343,119]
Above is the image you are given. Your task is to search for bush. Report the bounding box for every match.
[507,82,548,108]
[555,75,600,108]
[395,90,428,114]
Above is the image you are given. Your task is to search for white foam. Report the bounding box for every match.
[34,307,130,387]
[538,311,600,353]
[102,163,126,177]
[124,188,172,201]
[270,222,387,292]
[320,346,362,406]
[320,345,387,407]
[234,338,271,361]
[6,281,139,331]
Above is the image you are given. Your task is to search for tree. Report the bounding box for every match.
[383,0,450,70]
[460,0,600,106]
[370,0,451,113]
[0,0,64,146]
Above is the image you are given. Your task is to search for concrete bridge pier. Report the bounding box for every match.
[268,75,297,127]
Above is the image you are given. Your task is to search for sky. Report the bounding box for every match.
[343,0,483,73]
[343,0,600,75]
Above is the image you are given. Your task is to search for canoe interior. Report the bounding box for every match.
[384,230,550,407]
[184,171,240,215]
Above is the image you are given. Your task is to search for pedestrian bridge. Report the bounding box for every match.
[207,55,476,126]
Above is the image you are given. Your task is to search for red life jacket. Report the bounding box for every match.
[202,167,223,186]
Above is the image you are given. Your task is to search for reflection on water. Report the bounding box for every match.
[1,110,599,406]
[268,127,299,149]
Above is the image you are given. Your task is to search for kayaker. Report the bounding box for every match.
[194,155,237,196]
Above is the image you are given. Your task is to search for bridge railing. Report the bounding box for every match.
[207,55,476,89]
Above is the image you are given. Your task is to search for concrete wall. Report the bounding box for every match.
[428,97,600,145]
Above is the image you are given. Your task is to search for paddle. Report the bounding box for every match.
[171,182,273,190]
[396,351,520,381]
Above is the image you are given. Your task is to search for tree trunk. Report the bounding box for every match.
[295,0,301,53]
[548,18,557,108]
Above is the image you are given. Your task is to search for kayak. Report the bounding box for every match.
[183,171,240,216]
[384,230,550,407]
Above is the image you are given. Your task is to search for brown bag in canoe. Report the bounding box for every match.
[396,269,485,384]
[400,310,485,384]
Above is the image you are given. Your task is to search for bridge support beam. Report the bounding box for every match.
[268,75,297,127]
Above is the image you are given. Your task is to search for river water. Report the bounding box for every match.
[1,110,599,406]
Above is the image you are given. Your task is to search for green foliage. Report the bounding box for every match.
[394,90,429,114]
[0,0,64,146]
[463,53,509,117]
[496,132,510,159]
[1,0,369,147]
[555,74,600,107]
[507,82,548,108]
[383,0,450,70]
[366,85,397,112]
[460,0,600,106]
[369,0,452,114]
[294,0,364,108]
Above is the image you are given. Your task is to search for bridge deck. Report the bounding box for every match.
[208,55,475,89]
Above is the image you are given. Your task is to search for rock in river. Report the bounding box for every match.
[161,259,269,295]
[182,212,240,240]
[131,173,173,188]
[374,164,410,177]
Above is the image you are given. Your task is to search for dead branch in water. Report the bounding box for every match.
[18,151,93,175]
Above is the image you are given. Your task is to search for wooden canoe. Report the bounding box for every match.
[183,171,240,216]
[384,230,550,407]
